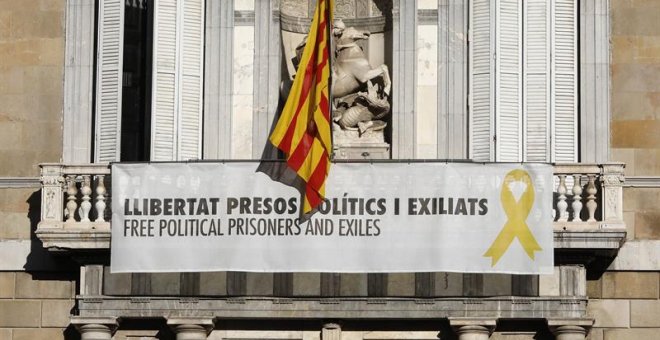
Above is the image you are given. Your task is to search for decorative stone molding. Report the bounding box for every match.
[79,297,587,320]
[0,177,41,188]
[280,12,387,33]
[71,316,119,340]
[417,9,437,24]
[601,163,625,224]
[623,176,660,188]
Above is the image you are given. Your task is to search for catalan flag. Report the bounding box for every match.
[266,0,333,215]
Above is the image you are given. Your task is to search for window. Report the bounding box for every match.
[94,0,204,162]
[469,0,578,162]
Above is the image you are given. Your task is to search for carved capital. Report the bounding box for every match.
[71,316,119,340]
[449,318,496,339]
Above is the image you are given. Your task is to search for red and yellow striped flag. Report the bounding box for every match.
[269,0,333,214]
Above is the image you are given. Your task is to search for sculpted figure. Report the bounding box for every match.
[289,19,391,136]
[331,19,391,135]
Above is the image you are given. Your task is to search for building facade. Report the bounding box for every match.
[0,0,658,339]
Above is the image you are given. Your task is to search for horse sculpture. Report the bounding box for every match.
[332,19,391,99]
[331,19,391,134]
[290,19,391,135]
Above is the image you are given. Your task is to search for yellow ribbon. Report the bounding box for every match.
[484,169,542,266]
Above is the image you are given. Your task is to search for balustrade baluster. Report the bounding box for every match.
[557,175,568,222]
[79,175,92,222]
[586,175,598,222]
[95,175,106,222]
[65,175,78,222]
[571,174,583,222]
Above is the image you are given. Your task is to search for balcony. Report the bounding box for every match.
[35,162,626,255]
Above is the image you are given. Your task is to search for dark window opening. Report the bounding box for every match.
[121,0,152,161]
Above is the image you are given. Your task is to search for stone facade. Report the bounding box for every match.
[0,0,64,176]
[588,1,660,339]
[0,0,658,340]
[0,1,69,339]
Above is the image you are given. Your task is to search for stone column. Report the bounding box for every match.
[71,317,118,340]
[168,318,215,340]
[449,318,495,340]
[551,326,588,340]
[548,319,593,340]
[321,322,342,340]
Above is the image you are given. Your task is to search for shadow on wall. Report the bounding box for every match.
[63,325,81,340]
[24,189,78,272]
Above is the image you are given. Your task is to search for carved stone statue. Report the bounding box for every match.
[331,19,391,135]
[287,18,392,159]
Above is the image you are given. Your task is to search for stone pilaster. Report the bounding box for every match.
[392,0,417,158]
[203,0,234,159]
[449,318,495,340]
[321,322,342,340]
[63,0,95,163]
[71,317,118,340]
[168,318,215,340]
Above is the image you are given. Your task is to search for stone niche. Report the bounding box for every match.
[280,0,393,160]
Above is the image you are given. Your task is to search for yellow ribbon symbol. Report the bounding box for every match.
[484,169,542,266]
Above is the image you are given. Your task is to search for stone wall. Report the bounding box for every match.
[589,0,660,339]
[0,0,64,176]
[0,1,69,339]
[0,272,76,340]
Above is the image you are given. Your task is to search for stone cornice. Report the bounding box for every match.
[0,177,40,188]
[623,176,660,188]
[77,296,587,320]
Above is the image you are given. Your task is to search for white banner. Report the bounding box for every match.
[110,162,554,274]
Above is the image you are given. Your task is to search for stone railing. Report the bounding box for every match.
[37,163,111,250]
[36,162,626,250]
[552,163,625,230]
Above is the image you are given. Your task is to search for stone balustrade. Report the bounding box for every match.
[35,162,626,251]
[37,163,111,250]
[552,163,625,230]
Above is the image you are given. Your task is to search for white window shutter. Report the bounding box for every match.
[177,0,204,160]
[151,0,204,161]
[523,0,551,162]
[469,0,495,162]
[151,0,178,161]
[495,0,522,162]
[94,0,124,162]
[551,0,578,162]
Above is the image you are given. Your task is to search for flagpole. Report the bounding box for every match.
[327,2,334,161]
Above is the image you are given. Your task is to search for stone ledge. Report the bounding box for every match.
[36,228,626,252]
[77,296,588,320]
[36,226,111,251]
[553,229,627,250]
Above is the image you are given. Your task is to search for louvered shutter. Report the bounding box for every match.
[177,0,204,160]
[495,0,522,162]
[551,0,578,162]
[151,0,178,161]
[151,0,204,161]
[524,0,551,162]
[94,0,124,162]
[469,0,495,162]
